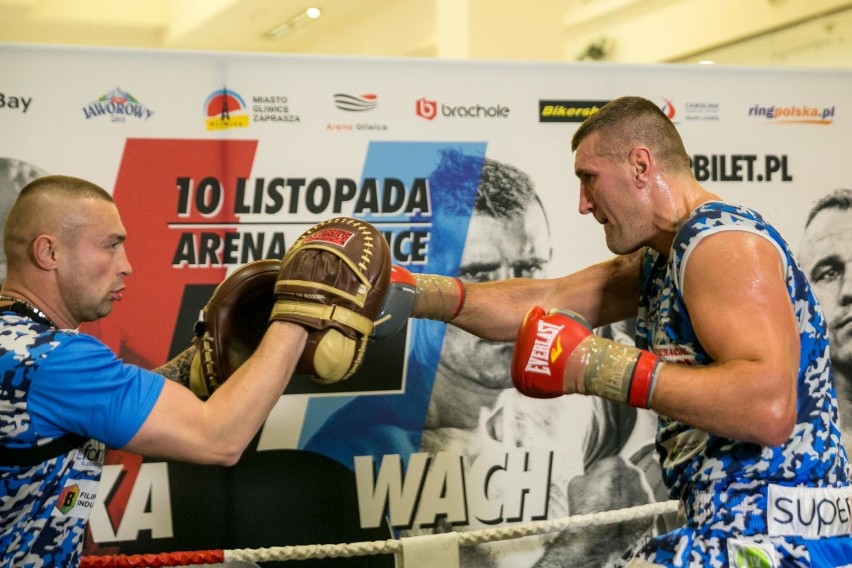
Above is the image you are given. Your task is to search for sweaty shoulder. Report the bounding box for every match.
[673,201,788,293]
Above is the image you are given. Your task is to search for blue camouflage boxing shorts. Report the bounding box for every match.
[624,479,852,566]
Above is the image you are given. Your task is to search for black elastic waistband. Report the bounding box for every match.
[0,433,88,467]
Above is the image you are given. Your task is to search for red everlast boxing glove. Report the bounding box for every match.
[511,306,591,398]
[511,306,660,408]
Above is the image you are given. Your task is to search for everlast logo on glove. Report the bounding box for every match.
[524,321,565,376]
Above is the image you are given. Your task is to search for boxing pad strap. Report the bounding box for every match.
[269,302,374,336]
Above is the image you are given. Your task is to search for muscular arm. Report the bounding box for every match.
[649,232,799,445]
[121,321,308,465]
[452,251,643,341]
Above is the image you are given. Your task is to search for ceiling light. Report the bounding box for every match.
[698,60,715,65]
[265,7,323,40]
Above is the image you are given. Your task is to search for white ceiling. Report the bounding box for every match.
[1,0,852,67]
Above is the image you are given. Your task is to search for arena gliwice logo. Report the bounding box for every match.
[334,93,378,112]
[416,97,510,120]
[82,87,154,123]
[203,88,249,131]
[328,93,387,132]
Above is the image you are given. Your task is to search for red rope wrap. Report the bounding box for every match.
[81,550,225,568]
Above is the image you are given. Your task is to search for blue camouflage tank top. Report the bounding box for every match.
[0,315,104,567]
[636,201,848,501]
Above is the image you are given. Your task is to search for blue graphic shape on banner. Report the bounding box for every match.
[300,141,487,468]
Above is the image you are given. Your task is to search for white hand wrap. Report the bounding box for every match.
[580,336,661,408]
[412,274,465,322]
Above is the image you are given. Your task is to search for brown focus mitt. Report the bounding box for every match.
[189,259,279,399]
[270,217,391,384]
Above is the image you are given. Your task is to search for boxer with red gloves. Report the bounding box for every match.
[374,274,659,409]
[366,96,852,566]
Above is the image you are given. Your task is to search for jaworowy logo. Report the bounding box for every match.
[82,87,154,123]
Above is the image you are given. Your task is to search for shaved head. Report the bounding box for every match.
[4,175,114,267]
[571,96,691,174]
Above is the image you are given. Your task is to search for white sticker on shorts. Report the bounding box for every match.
[53,478,100,520]
[767,484,852,537]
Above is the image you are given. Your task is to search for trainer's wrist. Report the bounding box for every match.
[412,274,465,322]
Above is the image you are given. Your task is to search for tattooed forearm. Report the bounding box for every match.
[154,345,197,387]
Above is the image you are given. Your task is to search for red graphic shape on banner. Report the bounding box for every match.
[104,450,144,534]
[80,139,258,367]
[205,92,244,117]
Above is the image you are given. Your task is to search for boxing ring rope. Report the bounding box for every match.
[81,499,679,567]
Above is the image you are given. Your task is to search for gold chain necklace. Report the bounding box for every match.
[0,294,57,328]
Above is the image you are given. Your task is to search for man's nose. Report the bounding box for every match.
[120,250,133,276]
[840,264,852,303]
[578,186,595,215]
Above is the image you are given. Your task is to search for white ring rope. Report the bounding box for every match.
[224,499,680,563]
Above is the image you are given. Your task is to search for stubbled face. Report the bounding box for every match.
[801,207,852,371]
[56,198,132,324]
[574,134,653,255]
[440,206,550,389]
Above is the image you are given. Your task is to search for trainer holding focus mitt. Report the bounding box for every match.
[0,175,389,568]
[375,96,852,566]
[192,216,391,397]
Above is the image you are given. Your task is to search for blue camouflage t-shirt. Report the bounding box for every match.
[636,201,848,502]
[0,313,164,567]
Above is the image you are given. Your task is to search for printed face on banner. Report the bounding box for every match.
[801,207,852,370]
[0,158,48,281]
[800,203,852,453]
[442,206,551,389]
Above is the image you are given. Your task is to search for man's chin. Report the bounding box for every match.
[605,234,629,255]
[94,303,114,320]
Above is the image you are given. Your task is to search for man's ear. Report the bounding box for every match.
[32,235,58,269]
[629,147,652,187]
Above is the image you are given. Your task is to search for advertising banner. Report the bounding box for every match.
[1,44,851,566]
